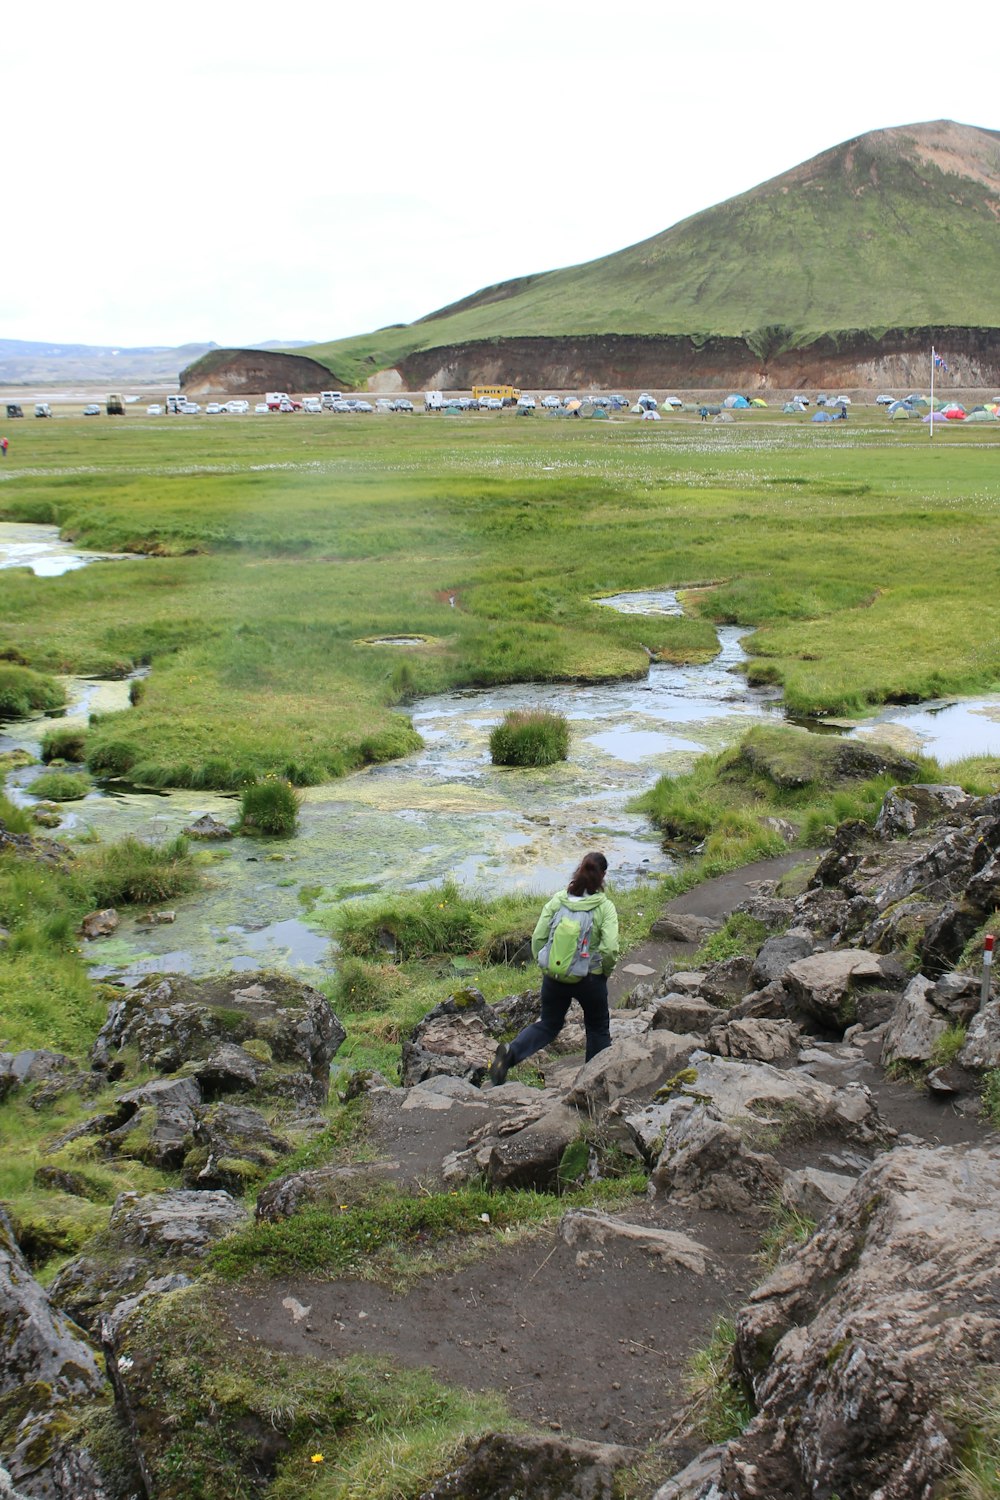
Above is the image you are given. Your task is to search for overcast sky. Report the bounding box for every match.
[5,5,997,349]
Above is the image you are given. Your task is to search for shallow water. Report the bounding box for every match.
[0,520,129,577]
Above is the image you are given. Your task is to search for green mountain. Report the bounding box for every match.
[304,120,1000,386]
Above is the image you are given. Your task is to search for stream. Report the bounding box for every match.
[4,524,1000,984]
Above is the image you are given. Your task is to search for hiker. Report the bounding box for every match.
[699,406,708,422]
[0,437,7,457]
[488,851,619,1084]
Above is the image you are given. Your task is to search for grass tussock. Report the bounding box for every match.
[330,880,540,964]
[0,663,65,717]
[237,776,300,836]
[41,726,87,763]
[684,1317,755,1445]
[76,834,198,907]
[489,709,569,767]
[29,770,92,802]
[693,912,770,966]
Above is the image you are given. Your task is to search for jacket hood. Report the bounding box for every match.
[556,890,608,911]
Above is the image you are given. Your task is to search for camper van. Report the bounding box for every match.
[34,403,52,418]
[424,391,445,412]
[106,394,125,416]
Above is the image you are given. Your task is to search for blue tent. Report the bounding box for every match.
[812,411,834,423]
[723,394,750,409]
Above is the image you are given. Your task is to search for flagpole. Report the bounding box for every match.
[930,345,935,441]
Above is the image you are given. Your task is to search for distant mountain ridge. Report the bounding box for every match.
[297,119,1000,389]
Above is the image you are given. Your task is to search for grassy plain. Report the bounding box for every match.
[2,410,1000,789]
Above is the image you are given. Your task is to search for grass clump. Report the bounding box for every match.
[76,834,197,907]
[981,1070,1000,1128]
[237,777,300,836]
[330,879,539,964]
[0,663,65,717]
[694,912,770,966]
[41,726,87,763]
[332,955,410,1013]
[29,769,92,802]
[758,1200,816,1270]
[684,1316,754,1445]
[930,1024,967,1070]
[489,709,569,767]
[949,1371,1000,1500]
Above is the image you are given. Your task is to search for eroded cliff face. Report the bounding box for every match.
[394,327,1000,392]
[180,349,340,397]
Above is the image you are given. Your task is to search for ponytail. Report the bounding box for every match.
[567,851,608,897]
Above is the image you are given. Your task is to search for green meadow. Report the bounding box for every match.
[2,409,1000,789]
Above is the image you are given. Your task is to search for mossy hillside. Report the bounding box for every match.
[4,415,1000,788]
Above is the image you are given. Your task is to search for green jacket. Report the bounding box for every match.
[531,889,619,980]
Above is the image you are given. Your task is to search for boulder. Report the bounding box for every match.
[698,955,754,1003]
[418,1432,635,1500]
[931,971,983,1024]
[650,912,718,943]
[784,948,887,1029]
[189,1042,264,1096]
[751,930,813,987]
[678,1051,884,1145]
[920,899,987,975]
[485,1104,582,1191]
[780,1166,855,1221]
[726,980,791,1022]
[181,1102,291,1191]
[0,1048,77,1105]
[874,784,970,841]
[652,1446,725,1500]
[559,1209,712,1275]
[0,1208,113,1498]
[650,996,726,1034]
[880,974,949,1068]
[80,906,118,939]
[706,1018,799,1063]
[722,1145,1000,1499]
[958,998,1000,1071]
[401,988,501,1087]
[733,894,796,930]
[564,1032,701,1111]
[182,812,233,839]
[48,1189,248,1333]
[91,970,344,1105]
[645,1098,785,1211]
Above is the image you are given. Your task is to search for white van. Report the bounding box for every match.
[424,391,445,411]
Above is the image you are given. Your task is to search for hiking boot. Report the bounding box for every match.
[487,1042,511,1086]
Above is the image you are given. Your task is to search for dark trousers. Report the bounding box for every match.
[507,972,611,1067]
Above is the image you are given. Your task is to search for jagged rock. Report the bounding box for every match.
[491,988,543,1036]
[706,1018,799,1063]
[682,1051,884,1143]
[182,812,233,839]
[699,955,754,1003]
[486,1104,582,1191]
[564,1032,702,1111]
[784,948,888,1030]
[0,1048,76,1104]
[751,929,813,987]
[958,998,1000,1071]
[181,1102,291,1191]
[789,885,853,938]
[0,1462,30,1499]
[107,1075,203,1169]
[652,1445,726,1500]
[931,971,983,1024]
[418,1432,635,1500]
[650,912,718,942]
[189,1042,264,1097]
[0,1208,113,1498]
[880,975,950,1068]
[780,1166,855,1220]
[860,895,940,955]
[80,906,119,939]
[920,900,987,975]
[666,971,708,994]
[645,1098,785,1211]
[256,1162,399,1222]
[48,1189,247,1332]
[650,996,726,1033]
[90,969,343,1104]
[135,909,176,926]
[873,825,979,912]
[723,1144,1000,1499]
[559,1209,712,1274]
[401,988,503,1087]
[760,815,797,844]
[733,894,796,930]
[726,980,791,1022]
[874,784,970,840]
[811,818,871,888]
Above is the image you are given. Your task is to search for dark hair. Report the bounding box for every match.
[567,851,608,897]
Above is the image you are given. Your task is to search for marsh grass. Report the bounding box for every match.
[329,880,540,964]
[949,1373,1000,1500]
[41,726,87,763]
[29,769,92,802]
[238,777,300,836]
[0,663,65,717]
[76,834,197,906]
[489,709,569,767]
[693,912,770,966]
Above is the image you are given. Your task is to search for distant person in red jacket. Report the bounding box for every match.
[0,437,8,457]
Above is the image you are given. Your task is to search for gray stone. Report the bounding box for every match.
[666,971,709,994]
[486,1104,582,1191]
[958,998,1000,1071]
[647,1098,785,1211]
[706,1018,799,1063]
[723,1145,1000,1499]
[680,1051,884,1144]
[781,1166,855,1220]
[80,906,119,939]
[182,812,233,839]
[874,784,971,841]
[181,1102,291,1191]
[880,975,950,1067]
[699,955,754,1003]
[652,1445,726,1500]
[650,912,718,943]
[559,1208,712,1275]
[931,971,983,1024]
[784,948,887,1029]
[189,1042,264,1095]
[650,996,726,1034]
[0,1048,76,1104]
[564,1032,701,1111]
[0,1208,112,1498]
[751,930,813,987]
[257,1162,400,1221]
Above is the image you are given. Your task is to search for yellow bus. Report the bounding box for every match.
[473,384,521,406]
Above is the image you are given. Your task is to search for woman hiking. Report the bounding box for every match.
[488,851,619,1085]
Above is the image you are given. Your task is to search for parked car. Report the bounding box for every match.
[205,403,223,414]
[479,396,503,410]
[541,396,561,409]
[181,402,201,414]
[254,403,269,413]
[82,404,101,416]
[302,398,323,413]
[392,398,414,412]
[225,400,249,414]
[34,403,53,418]
[354,401,374,413]
[146,404,163,415]
[516,395,537,410]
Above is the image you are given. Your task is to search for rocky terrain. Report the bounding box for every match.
[4,780,1000,1497]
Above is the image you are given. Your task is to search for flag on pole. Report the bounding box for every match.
[934,351,950,373]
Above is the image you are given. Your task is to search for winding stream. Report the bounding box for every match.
[4,525,1000,983]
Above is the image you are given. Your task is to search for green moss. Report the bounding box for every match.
[30,770,92,802]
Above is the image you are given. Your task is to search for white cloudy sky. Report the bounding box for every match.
[5,4,997,348]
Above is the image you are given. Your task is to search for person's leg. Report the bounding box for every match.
[507,976,573,1065]
[575,973,611,1061]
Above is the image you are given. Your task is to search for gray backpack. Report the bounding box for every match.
[538,906,595,981]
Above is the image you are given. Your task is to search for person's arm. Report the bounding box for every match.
[597,898,619,975]
[532,895,560,960]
